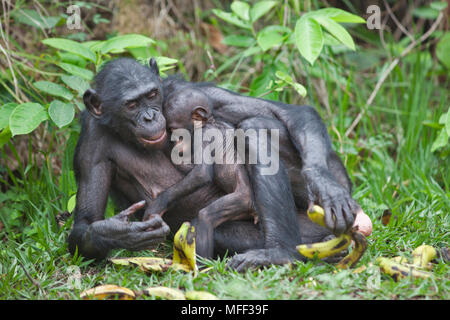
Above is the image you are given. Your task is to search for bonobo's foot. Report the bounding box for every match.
[303,166,361,235]
[227,248,304,272]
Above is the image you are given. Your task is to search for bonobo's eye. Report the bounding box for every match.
[147,90,158,99]
[127,101,137,110]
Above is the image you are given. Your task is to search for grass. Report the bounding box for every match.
[0,9,449,300]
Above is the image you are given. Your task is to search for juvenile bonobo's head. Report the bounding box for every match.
[164,88,212,133]
[83,58,167,148]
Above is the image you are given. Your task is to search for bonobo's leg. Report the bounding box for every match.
[273,105,360,235]
[225,117,305,271]
[195,192,253,258]
[214,221,264,257]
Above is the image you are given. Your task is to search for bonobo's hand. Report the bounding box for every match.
[143,192,169,220]
[88,201,170,251]
[302,166,360,235]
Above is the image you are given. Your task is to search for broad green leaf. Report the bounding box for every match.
[313,8,365,23]
[436,33,450,69]
[58,62,94,80]
[430,1,448,10]
[67,194,77,213]
[0,103,18,130]
[9,103,48,136]
[223,35,255,47]
[154,56,178,66]
[212,9,252,29]
[12,9,61,29]
[313,16,355,50]
[292,82,307,97]
[48,100,75,128]
[412,7,439,19]
[42,38,96,62]
[100,34,155,54]
[257,27,285,51]
[250,1,277,22]
[443,109,450,136]
[0,127,12,148]
[60,75,90,97]
[34,81,73,101]
[431,129,448,152]
[231,1,250,21]
[57,52,88,68]
[295,16,323,65]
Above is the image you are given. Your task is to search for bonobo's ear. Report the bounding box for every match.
[83,89,102,118]
[192,106,209,124]
[149,57,160,76]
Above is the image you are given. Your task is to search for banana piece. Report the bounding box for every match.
[143,286,186,300]
[376,257,432,280]
[412,245,437,268]
[307,205,326,227]
[173,222,197,274]
[296,233,351,259]
[185,290,219,300]
[336,230,368,269]
[80,284,136,300]
[110,256,175,272]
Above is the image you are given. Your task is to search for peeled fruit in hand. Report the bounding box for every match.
[353,208,372,236]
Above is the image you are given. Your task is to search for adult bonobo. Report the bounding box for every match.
[68,57,360,271]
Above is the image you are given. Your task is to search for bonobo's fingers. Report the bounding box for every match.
[227,248,301,273]
[332,203,346,235]
[342,201,354,232]
[116,200,146,221]
[324,205,335,233]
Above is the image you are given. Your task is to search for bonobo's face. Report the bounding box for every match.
[84,58,168,149]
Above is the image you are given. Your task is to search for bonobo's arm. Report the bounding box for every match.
[279,105,359,234]
[143,163,214,219]
[68,158,169,260]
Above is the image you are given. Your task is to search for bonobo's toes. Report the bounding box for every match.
[227,248,301,272]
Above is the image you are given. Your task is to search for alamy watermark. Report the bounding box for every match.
[366,5,381,30]
[170,125,280,176]
[66,5,81,30]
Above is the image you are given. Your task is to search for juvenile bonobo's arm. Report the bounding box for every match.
[68,160,169,260]
[143,163,214,219]
[279,105,359,234]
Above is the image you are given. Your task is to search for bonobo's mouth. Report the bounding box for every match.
[140,130,167,145]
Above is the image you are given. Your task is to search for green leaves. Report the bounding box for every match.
[436,33,450,69]
[60,75,90,97]
[9,103,48,136]
[212,9,252,30]
[0,103,18,130]
[48,100,75,128]
[42,38,96,63]
[99,34,155,54]
[295,16,323,65]
[213,0,277,29]
[34,81,73,101]
[250,1,277,22]
[231,1,250,21]
[294,9,365,65]
[58,62,94,80]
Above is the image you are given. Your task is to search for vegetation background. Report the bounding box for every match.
[0,0,448,299]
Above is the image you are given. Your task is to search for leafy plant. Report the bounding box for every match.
[0,33,178,146]
[211,1,364,102]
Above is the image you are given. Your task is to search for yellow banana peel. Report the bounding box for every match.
[80,284,136,300]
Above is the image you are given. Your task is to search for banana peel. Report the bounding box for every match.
[109,222,197,274]
[412,245,437,268]
[142,286,186,300]
[376,257,432,281]
[110,257,173,272]
[296,233,351,259]
[336,230,368,269]
[80,284,136,300]
[173,222,197,275]
[185,290,219,300]
[297,205,367,268]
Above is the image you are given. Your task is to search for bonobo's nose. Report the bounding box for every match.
[144,109,155,122]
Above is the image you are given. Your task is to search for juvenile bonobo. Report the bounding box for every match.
[144,88,255,258]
